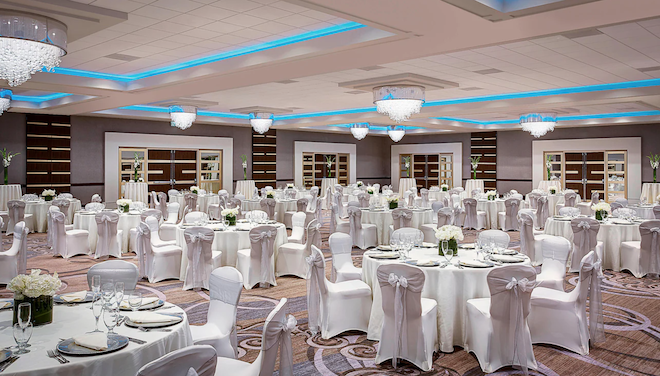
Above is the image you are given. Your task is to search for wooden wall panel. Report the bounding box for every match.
[252,129,277,189]
[471,131,497,191]
[25,114,71,194]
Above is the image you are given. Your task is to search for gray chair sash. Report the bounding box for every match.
[571,218,599,270]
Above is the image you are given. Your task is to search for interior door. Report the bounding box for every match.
[564,152,605,198]
[173,150,197,191]
[147,149,174,193]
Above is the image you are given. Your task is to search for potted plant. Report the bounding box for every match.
[117,198,132,213]
[435,225,464,256]
[387,197,399,210]
[221,208,238,226]
[648,153,659,183]
[190,186,199,195]
[441,184,448,192]
[8,270,61,326]
[470,156,481,179]
[41,189,56,202]
[1,148,19,185]
[592,202,611,221]
[402,156,411,178]
[241,155,248,180]
[486,190,497,201]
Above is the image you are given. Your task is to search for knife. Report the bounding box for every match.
[127,337,146,345]
[0,356,18,373]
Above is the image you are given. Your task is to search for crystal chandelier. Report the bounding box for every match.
[520,113,557,138]
[373,85,425,123]
[387,125,406,142]
[350,123,369,140]
[169,105,197,130]
[0,12,67,87]
[0,89,11,115]
[250,112,274,134]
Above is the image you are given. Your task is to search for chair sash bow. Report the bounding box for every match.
[184,231,214,289]
[305,252,325,335]
[581,258,606,343]
[250,230,275,284]
[263,315,297,376]
[387,273,409,368]
[640,225,660,276]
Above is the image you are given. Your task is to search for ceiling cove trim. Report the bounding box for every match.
[434,111,660,125]
[45,22,366,82]
[12,93,72,103]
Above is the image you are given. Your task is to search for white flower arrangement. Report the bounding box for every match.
[386,196,399,203]
[8,269,62,299]
[486,190,497,198]
[286,183,294,189]
[549,186,557,194]
[510,190,518,194]
[190,186,199,194]
[221,208,239,218]
[356,181,363,187]
[434,225,464,242]
[1,148,19,168]
[367,187,374,194]
[41,189,56,197]
[266,190,274,198]
[242,161,248,169]
[440,184,449,191]
[591,202,611,213]
[137,177,144,182]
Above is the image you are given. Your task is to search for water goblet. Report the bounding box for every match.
[92,275,101,295]
[17,302,31,329]
[114,282,125,307]
[91,295,104,333]
[103,301,119,334]
[13,322,32,354]
[442,240,453,264]
[128,291,142,312]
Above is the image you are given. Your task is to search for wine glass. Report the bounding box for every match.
[442,240,453,264]
[92,275,101,295]
[103,301,118,334]
[101,283,115,304]
[115,282,125,309]
[128,291,142,312]
[17,302,31,329]
[13,322,32,354]
[91,295,103,333]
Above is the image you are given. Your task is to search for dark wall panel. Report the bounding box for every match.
[0,113,27,187]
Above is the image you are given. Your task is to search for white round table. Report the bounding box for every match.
[362,247,531,352]
[464,180,484,197]
[73,211,141,254]
[537,180,561,192]
[398,178,416,197]
[321,178,338,197]
[360,208,433,245]
[123,182,148,204]
[0,184,22,210]
[241,199,297,224]
[630,205,656,219]
[476,199,505,229]
[0,302,192,376]
[429,190,449,202]
[640,183,660,204]
[197,194,220,214]
[175,221,287,275]
[25,201,50,233]
[235,180,256,199]
[543,217,641,271]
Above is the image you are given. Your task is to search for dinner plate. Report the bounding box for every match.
[0,349,11,363]
[490,254,526,263]
[405,260,440,267]
[377,245,392,251]
[124,314,183,328]
[459,260,492,268]
[0,299,13,310]
[54,291,94,304]
[458,243,476,249]
[368,252,400,260]
[57,334,129,356]
[119,299,164,311]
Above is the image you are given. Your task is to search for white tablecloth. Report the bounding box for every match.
[361,208,433,245]
[197,194,220,214]
[464,180,484,197]
[429,190,449,202]
[74,211,141,253]
[175,222,287,274]
[640,183,660,204]
[235,180,256,199]
[25,201,50,233]
[241,199,297,224]
[543,218,641,271]
[362,247,531,352]
[630,205,656,219]
[538,180,561,192]
[398,178,416,197]
[320,178,338,197]
[476,199,505,229]
[123,182,148,204]
[0,184,21,211]
[0,302,192,376]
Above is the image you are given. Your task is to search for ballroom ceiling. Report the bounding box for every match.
[7,0,660,134]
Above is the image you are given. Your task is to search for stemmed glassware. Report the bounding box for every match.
[13,303,32,354]
[91,296,104,333]
[128,291,142,312]
[103,300,118,335]
[101,283,115,305]
[115,281,125,319]
[442,240,453,264]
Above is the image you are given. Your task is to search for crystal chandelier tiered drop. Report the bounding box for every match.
[520,113,557,138]
[387,125,406,142]
[169,105,197,130]
[373,85,425,123]
[0,11,67,87]
[0,89,11,115]
[350,123,369,140]
[250,112,274,134]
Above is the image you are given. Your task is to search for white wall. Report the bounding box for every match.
[293,141,357,186]
[390,142,463,191]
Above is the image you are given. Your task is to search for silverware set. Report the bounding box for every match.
[138,327,171,333]
[47,349,69,364]
[0,355,18,373]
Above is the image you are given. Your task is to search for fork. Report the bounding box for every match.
[0,356,18,373]
[138,327,171,333]
[53,348,69,364]
[47,350,64,364]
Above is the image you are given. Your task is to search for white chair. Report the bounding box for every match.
[87,260,139,290]
[160,202,181,242]
[51,210,90,258]
[576,191,598,215]
[307,246,372,339]
[259,198,276,220]
[375,264,438,371]
[236,225,278,289]
[419,188,430,209]
[85,202,105,212]
[183,226,219,291]
[168,189,180,202]
[462,198,486,230]
[0,221,28,284]
[555,190,577,214]
[612,208,636,218]
[305,197,322,227]
[388,208,413,241]
[288,212,306,244]
[7,200,33,234]
[284,198,308,229]
[654,205,660,219]
[94,212,122,259]
[213,298,296,376]
[329,232,361,282]
[155,192,169,220]
[569,218,604,273]
[615,197,629,207]
[190,267,243,358]
[430,201,444,223]
[536,236,571,291]
[129,210,163,252]
[620,220,660,278]
[518,211,552,265]
[276,220,321,279]
[185,211,209,224]
[465,265,538,374]
[330,203,349,235]
[421,207,452,243]
[135,222,182,283]
[346,206,377,250]
[559,207,580,217]
[91,194,102,203]
[528,251,605,355]
[357,193,370,208]
[184,193,198,215]
[137,345,217,376]
[477,229,510,249]
[52,199,73,225]
[498,197,521,231]
[144,216,176,249]
[536,196,550,229]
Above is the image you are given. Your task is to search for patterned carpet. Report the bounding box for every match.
[2,221,660,376]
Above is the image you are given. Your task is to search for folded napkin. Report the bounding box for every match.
[126,312,180,324]
[73,332,108,351]
[459,259,490,268]
[416,259,436,266]
[491,254,525,263]
[422,242,437,248]
[0,300,11,309]
[60,291,88,303]
[119,297,160,310]
[377,245,392,251]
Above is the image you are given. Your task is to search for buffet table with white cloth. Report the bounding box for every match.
[0,184,21,210]
[640,183,660,204]
[73,211,141,253]
[0,302,192,376]
[241,199,297,224]
[398,178,416,197]
[122,182,148,204]
[362,247,531,352]
[476,199,505,229]
[543,217,641,271]
[361,207,433,245]
[175,221,287,274]
[537,180,561,192]
[235,180,256,199]
[464,180,484,197]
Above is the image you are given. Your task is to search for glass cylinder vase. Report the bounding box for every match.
[438,239,458,256]
[13,295,53,326]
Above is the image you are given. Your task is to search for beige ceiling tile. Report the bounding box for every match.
[106,22,145,34]
[149,21,195,34]
[212,34,249,45]
[151,0,204,12]
[277,14,318,28]
[201,21,244,33]
[231,28,269,39]
[252,21,295,34]
[149,40,186,49]
[73,57,124,71]
[193,40,230,50]
[89,0,145,12]
[121,45,169,57]
[223,13,267,28]
[163,34,206,45]
[211,0,262,13]
[169,13,215,28]
[131,5,180,20]
[248,6,293,20]
[299,9,335,22]
[182,28,222,40]
[269,1,309,13]
[302,21,334,31]
[187,4,237,20]
[124,14,161,27]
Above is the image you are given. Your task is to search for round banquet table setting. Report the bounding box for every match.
[543,216,641,271]
[362,246,531,352]
[235,179,256,199]
[320,177,338,198]
[196,193,220,214]
[640,183,660,205]
[537,180,561,192]
[241,198,297,224]
[73,211,141,253]
[476,199,505,229]
[464,179,484,197]
[23,199,82,233]
[0,302,193,376]
[122,182,148,204]
[398,178,416,197]
[0,184,22,211]
[630,204,657,219]
[428,190,450,202]
[175,220,287,276]
[360,207,433,245]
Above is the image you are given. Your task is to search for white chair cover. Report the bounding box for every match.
[463,198,479,230]
[503,197,520,231]
[52,199,71,224]
[528,192,540,210]
[559,207,580,217]
[253,186,259,199]
[615,197,628,207]
[260,198,276,220]
[478,230,510,249]
[94,211,120,258]
[183,227,214,290]
[184,193,198,215]
[564,191,577,207]
[85,202,105,212]
[419,189,429,208]
[536,236,571,291]
[247,225,278,288]
[50,210,89,259]
[451,205,463,227]
[21,193,38,201]
[536,196,549,229]
[137,345,217,376]
[610,202,624,211]
[135,222,152,280]
[91,194,102,203]
[357,193,370,208]
[431,201,444,214]
[333,191,345,218]
[184,211,209,224]
[296,198,308,212]
[155,192,168,219]
[329,232,361,282]
[407,192,415,208]
[391,208,413,230]
[591,191,599,205]
[12,221,28,276]
[46,206,58,247]
[654,205,660,219]
[168,189,179,202]
[639,220,660,277]
[87,260,139,290]
[7,200,26,232]
[518,212,535,260]
[570,218,599,273]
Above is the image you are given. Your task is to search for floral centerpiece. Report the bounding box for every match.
[286,183,294,189]
[117,198,132,213]
[387,196,399,210]
[221,208,239,226]
[325,155,335,178]
[435,225,464,256]
[266,190,274,198]
[592,202,611,221]
[470,156,480,180]
[241,154,248,180]
[190,186,199,195]
[441,184,448,192]
[510,189,518,195]
[367,187,374,195]
[1,148,19,185]
[133,152,142,182]
[402,156,411,177]
[41,189,56,202]
[356,181,363,187]
[8,270,61,326]
[546,155,553,180]
[648,153,659,183]
[549,186,557,194]
[486,190,497,201]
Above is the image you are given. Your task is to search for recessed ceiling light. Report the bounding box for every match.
[474,68,503,75]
